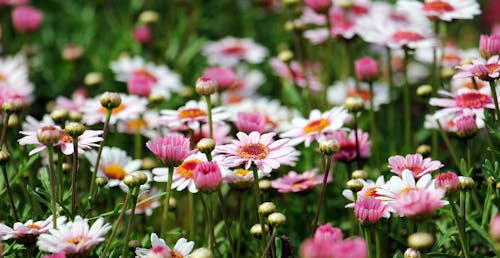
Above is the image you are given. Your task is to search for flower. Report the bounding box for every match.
[222,168,266,190]
[62,44,83,61]
[455,114,479,138]
[54,88,87,112]
[11,6,43,32]
[327,79,390,111]
[327,129,371,162]
[314,224,343,243]
[202,36,268,67]
[454,55,500,81]
[132,188,161,216]
[85,147,142,188]
[0,216,66,244]
[396,0,480,22]
[117,110,162,139]
[435,171,460,194]
[152,152,208,193]
[234,111,266,134]
[193,161,223,193]
[18,116,103,156]
[160,100,230,131]
[202,67,237,90]
[271,169,330,193]
[42,252,66,258]
[110,56,182,98]
[81,93,148,125]
[354,196,388,225]
[214,131,299,173]
[388,153,443,178]
[304,0,332,12]
[480,34,500,59]
[330,238,368,258]
[135,233,195,258]
[37,216,111,255]
[389,187,447,219]
[0,54,34,105]
[133,25,152,44]
[355,57,379,82]
[342,176,391,220]
[300,232,367,258]
[429,87,496,120]
[269,58,324,92]
[281,108,349,147]
[146,134,193,167]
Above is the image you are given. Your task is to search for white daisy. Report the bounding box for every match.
[397,0,480,22]
[152,152,208,193]
[202,36,268,67]
[135,233,195,258]
[327,78,390,111]
[160,100,230,131]
[0,54,34,104]
[81,93,148,126]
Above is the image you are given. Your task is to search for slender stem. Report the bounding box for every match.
[71,136,79,219]
[449,197,470,258]
[189,192,195,240]
[368,81,379,169]
[460,192,469,255]
[102,192,131,257]
[252,166,267,250]
[386,47,396,155]
[122,187,139,258]
[403,49,412,153]
[161,166,174,235]
[352,113,362,169]
[88,109,112,200]
[364,227,373,258]
[2,164,18,221]
[261,230,276,258]
[47,146,58,229]
[205,95,214,139]
[488,80,500,121]
[0,112,10,149]
[134,129,142,159]
[436,120,460,168]
[201,193,216,254]
[373,225,382,258]
[56,151,64,203]
[312,155,332,231]
[236,192,243,258]
[466,139,472,172]
[217,190,236,258]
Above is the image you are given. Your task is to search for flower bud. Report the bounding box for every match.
[100,92,122,109]
[283,0,299,7]
[479,34,500,59]
[128,240,141,249]
[346,179,364,192]
[95,177,108,187]
[148,93,165,105]
[3,100,26,113]
[440,67,455,79]
[123,174,140,188]
[344,96,364,113]
[8,114,18,128]
[278,50,293,63]
[304,0,332,13]
[62,44,83,61]
[141,157,158,170]
[50,109,69,124]
[268,212,286,227]
[36,125,61,146]
[132,25,152,44]
[64,122,85,137]
[68,111,83,122]
[416,144,431,156]
[139,10,160,24]
[189,247,213,258]
[416,85,433,98]
[195,76,218,96]
[11,6,43,33]
[435,172,459,195]
[337,0,354,9]
[131,171,148,185]
[455,115,478,139]
[62,163,72,173]
[250,224,269,238]
[319,140,340,156]
[193,161,222,193]
[355,57,379,82]
[459,58,473,66]
[259,179,272,191]
[169,197,177,211]
[0,150,10,165]
[351,170,368,180]
[496,182,500,190]
[84,72,103,86]
[407,232,434,251]
[404,248,421,258]
[258,202,276,216]
[458,176,474,191]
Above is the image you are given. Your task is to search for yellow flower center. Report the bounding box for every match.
[127,119,148,131]
[237,143,269,160]
[27,224,41,230]
[363,187,380,198]
[170,251,184,258]
[0,74,6,82]
[177,159,202,178]
[103,164,127,180]
[303,118,330,134]
[398,186,419,198]
[179,108,207,119]
[66,236,90,245]
[100,103,126,114]
[235,169,251,176]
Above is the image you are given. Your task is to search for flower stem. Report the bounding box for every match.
[261,230,276,258]
[352,113,362,169]
[1,164,18,221]
[449,197,470,258]
[200,193,216,254]
[436,120,460,168]
[403,49,412,153]
[134,129,142,159]
[460,191,469,254]
[161,166,174,236]
[372,225,382,258]
[88,109,112,201]
[312,154,332,232]
[71,136,79,219]
[47,146,58,229]
[488,80,500,121]
[205,95,214,139]
[368,81,379,169]
[0,112,11,149]
[236,192,243,258]
[102,192,131,257]
[189,192,195,240]
[364,227,373,258]
[251,166,267,250]
[217,189,236,258]
[386,47,396,154]
[122,187,139,258]
[56,151,64,203]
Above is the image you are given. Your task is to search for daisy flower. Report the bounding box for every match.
[110,56,183,98]
[389,187,447,219]
[18,116,103,156]
[214,131,299,173]
[376,169,437,203]
[414,42,480,69]
[54,88,87,112]
[454,55,500,81]
[37,216,111,255]
[269,58,324,91]
[397,0,480,22]
[81,93,148,125]
[429,87,496,119]
[85,147,142,188]
[220,68,265,105]
[146,134,193,167]
[135,233,195,258]
[202,36,268,67]
[388,153,443,178]
[328,79,390,111]
[222,167,266,190]
[160,100,230,131]
[0,54,34,104]
[450,77,488,93]
[424,110,485,133]
[271,169,331,193]
[117,110,162,139]
[354,196,389,225]
[130,188,161,216]
[342,176,388,218]
[0,216,66,244]
[193,122,232,145]
[152,152,208,193]
[281,108,349,147]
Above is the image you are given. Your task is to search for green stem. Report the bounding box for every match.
[312,154,332,231]
[134,129,142,159]
[386,47,396,155]
[403,49,412,153]
[252,166,267,251]
[161,166,174,236]
[201,193,215,254]
[364,227,373,258]
[373,225,382,258]
[71,136,79,219]
[449,197,471,258]
[488,80,500,121]
[88,109,112,201]
[0,112,11,149]
[102,192,131,257]
[368,81,380,169]
[217,190,236,258]
[189,192,195,240]
[352,113,362,169]
[460,191,469,255]
[122,187,139,258]
[436,120,460,168]
[236,193,243,258]
[205,95,214,139]
[47,146,58,229]
[1,164,18,221]
[57,151,64,203]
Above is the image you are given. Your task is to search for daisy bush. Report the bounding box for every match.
[1,0,500,257]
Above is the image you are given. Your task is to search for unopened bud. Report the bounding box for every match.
[259,179,272,191]
[441,67,455,79]
[197,138,216,154]
[95,177,108,187]
[416,144,431,156]
[459,58,473,66]
[68,111,83,122]
[148,94,165,105]
[62,163,72,173]
[51,109,69,124]
[100,92,122,109]
[250,224,269,238]
[346,179,364,192]
[351,170,368,179]
[188,247,213,258]
[7,114,18,127]
[458,176,474,191]
[195,77,218,96]
[128,240,141,249]
[64,122,86,137]
[404,248,421,258]
[123,174,140,188]
[131,171,148,185]
[268,212,286,227]
[416,85,433,98]
[319,140,340,155]
[84,72,103,86]
[169,197,177,211]
[3,100,25,113]
[407,232,434,251]
[138,10,159,24]
[258,202,276,216]
[344,96,364,112]
[36,125,61,146]
[278,50,293,63]
[142,157,158,170]
[0,150,10,165]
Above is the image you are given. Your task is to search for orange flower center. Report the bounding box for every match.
[392,31,424,42]
[59,130,73,143]
[347,88,371,101]
[170,251,184,258]
[455,92,492,108]
[0,73,6,82]
[133,69,157,82]
[127,119,148,131]
[235,168,251,176]
[27,224,42,230]
[177,159,202,178]
[423,1,454,13]
[100,103,126,114]
[136,194,153,210]
[66,236,91,245]
[303,118,330,134]
[398,186,419,198]
[238,143,269,160]
[364,187,380,198]
[485,63,500,74]
[179,108,207,119]
[103,164,127,180]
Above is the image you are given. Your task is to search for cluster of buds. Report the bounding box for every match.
[252,202,287,237]
[123,171,149,188]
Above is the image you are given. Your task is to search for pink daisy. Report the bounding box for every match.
[397,0,480,22]
[152,152,208,193]
[454,55,500,81]
[146,134,193,167]
[271,169,331,193]
[327,129,371,162]
[314,223,343,243]
[388,153,443,178]
[281,108,349,147]
[0,216,66,244]
[342,176,387,208]
[429,87,496,119]
[135,233,195,258]
[354,196,389,225]
[389,187,447,219]
[376,170,437,204]
[328,79,390,111]
[131,188,161,216]
[81,93,148,125]
[214,131,299,173]
[160,100,230,131]
[202,36,268,67]
[37,216,111,255]
[54,88,87,112]
[269,58,324,92]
